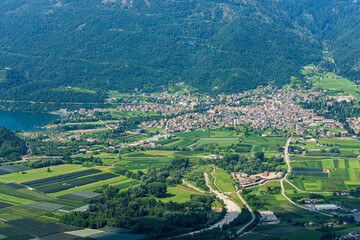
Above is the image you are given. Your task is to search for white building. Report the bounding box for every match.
[314,204,340,211]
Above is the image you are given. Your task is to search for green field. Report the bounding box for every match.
[49,175,129,197]
[172,130,243,149]
[0,205,50,221]
[197,140,238,147]
[317,72,360,99]
[289,157,360,192]
[212,168,235,192]
[238,179,333,240]
[243,134,286,152]
[157,185,205,203]
[0,164,87,183]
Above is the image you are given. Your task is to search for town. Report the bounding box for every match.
[1,68,360,239]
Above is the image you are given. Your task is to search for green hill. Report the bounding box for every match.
[0,127,27,160]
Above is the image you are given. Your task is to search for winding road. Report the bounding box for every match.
[235,190,256,237]
[281,137,333,217]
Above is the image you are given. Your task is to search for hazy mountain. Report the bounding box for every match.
[0,0,359,101]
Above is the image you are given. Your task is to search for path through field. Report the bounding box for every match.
[235,190,256,237]
[281,137,333,217]
[181,179,206,193]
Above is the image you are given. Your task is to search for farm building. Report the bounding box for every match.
[314,204,340,211]
[259,211,279,224]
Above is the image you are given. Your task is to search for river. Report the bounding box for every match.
[0,111,59,132]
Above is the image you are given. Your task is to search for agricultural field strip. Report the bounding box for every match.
[0,205,50,221]
[0,165,87,183]
[288,158,360,192]
[22,169,102,187]
[291,167,328,177]
[199,138,239,141]
[50,176,133,197]
[0,192,33,205]
[37,173,119,193]
[0,183,54,203]
[290,159,360,162]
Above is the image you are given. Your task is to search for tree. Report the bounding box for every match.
[146,182,167,198]
[254,151,264,161]
[330,148,340,153]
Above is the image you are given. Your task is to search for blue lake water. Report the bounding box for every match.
[0,111,59,132]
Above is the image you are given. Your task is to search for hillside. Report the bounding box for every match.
[0,127,27,160]
[0,0,360,102]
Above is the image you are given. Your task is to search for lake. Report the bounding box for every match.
[0,111,59,132]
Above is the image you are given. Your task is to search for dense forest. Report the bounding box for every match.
[0,127,27,160]
[1,1,360,103]
[0,0,324,102]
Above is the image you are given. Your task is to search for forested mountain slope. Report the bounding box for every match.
[0,0,359,101]
[0,127,26,160]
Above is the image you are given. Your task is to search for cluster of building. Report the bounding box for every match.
[338,232,359,240]
[53,83,354,137]
[231,171,283,188]
[139,86,346,133]
[347,117,360,134]
[259,211,279,224]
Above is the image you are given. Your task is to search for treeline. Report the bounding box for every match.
[0,99,109,113]
[185,167,209,192]
[23,156,103,169]
[57,123,100,131]
[28,140,81,156]
[25,159,63,169]
[118,157,190,186]
[209,152,284,175]
[62,156,103,166]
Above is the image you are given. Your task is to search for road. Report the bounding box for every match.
[281,137,333,217]
[235,190,256,236]
[99,119,113,130]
